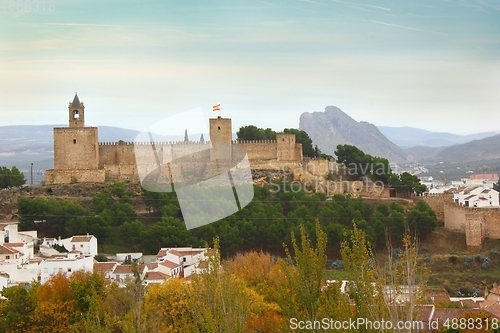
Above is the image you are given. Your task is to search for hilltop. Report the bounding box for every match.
[299,106,412,163]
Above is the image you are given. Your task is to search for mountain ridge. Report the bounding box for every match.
[299,106,412,163]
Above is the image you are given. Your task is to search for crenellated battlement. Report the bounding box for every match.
[98,141,211,146]
[233,140,277,144]
[46,95,304,186]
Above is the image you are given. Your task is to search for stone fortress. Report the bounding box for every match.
[45,94,304,185]
[422,193,500,252]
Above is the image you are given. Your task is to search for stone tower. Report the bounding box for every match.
[68,93,85,127]
[276,133,296,161]
[209,116,232,161]
[52,94,99,171]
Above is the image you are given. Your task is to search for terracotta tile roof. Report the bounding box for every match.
[94,262,117,272]
[415,305,434,323]
[144,271,169,281]
[484,303,500,318]
[2,243,24,248]
[0,245,20,255]
[157,248,168,257]
[432,309,491,325]
[461,299,480,309]
[160,260,181,269]
[113,264,145,275]
[71,235,93,243]
[148,262,158,270]
[464,195,476,201]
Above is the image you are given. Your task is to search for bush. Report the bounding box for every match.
[480,256,491,270]
[94,254,108,262]
[463,257,473,267]
[391,248,402,259]
[330,259,344,270]
[448,255,458,264]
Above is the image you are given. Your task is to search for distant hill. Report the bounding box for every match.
[403,145,447,162]
[299,106,412,163]
[0,125,144,170]
[377,126,498,148]
[434,134,500,162]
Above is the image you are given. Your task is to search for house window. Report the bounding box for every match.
[218,126,221,130]
[80,244,83,248]
[73,139,77,144]
[5,255,9,260]
[68,268,72,272]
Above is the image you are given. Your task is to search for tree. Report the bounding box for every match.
[493,179,500,192]
[0,284,38,332]
[236,125,276,141]
[388,172,426,198]
[406,200,437,238]
[0,166,26,189]
[334,144,392,182]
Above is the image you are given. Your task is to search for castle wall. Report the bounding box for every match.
[465,212,483,252]
[276,134,296,161]
[481,208,500,239]
[421,193,453,223]
[233,141,277,160]
[294,144,303,161]
[45,169,105,185]
[53,127,99,170]
[444,203,467,232]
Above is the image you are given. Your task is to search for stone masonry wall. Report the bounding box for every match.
[233,141,277,160]
[421,193,453,223]
[45,169,106,184]
[53,127,99,170]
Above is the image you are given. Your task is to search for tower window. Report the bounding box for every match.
[73,139,77,144]
[73,110,79,119]
[218,126,221,130]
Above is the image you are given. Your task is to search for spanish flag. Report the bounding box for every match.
[212,104,221,112]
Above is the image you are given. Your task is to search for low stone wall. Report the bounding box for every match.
[45,169,106,185]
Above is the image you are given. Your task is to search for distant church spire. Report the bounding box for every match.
[200,133,205,143]
[71,92,81,107]
[184,129,189,142]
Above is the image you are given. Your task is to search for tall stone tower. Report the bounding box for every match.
[209,116,232,161]
[68,93,85,127]
[53,94,99,170]
[276,133,296,161]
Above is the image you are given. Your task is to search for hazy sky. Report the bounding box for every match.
[1,0,499,137]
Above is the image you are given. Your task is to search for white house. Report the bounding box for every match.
[56,234,98,257]
[143,271,170,285]
[0,244,21,263]
[112,264,148,287]
[0,221,37,260]
[0,272,9,291]
[453,186,500,207]
[39,253,94,284]
[93,262,118,280]
[153,247,211,279]
[157,260,183,278]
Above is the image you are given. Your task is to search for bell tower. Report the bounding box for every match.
[69,93,85,127]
